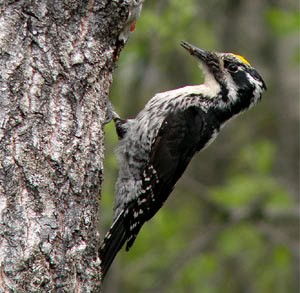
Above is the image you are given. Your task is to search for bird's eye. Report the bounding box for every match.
[228,64,239,73]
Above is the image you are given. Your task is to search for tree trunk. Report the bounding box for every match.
[0,1,140,291]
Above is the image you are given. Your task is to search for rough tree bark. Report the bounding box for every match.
[0,1,141,291]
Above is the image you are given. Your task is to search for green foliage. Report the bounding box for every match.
[102,123,119,227]
[211,141,291,209]
[173,254,219,293]
[266,8,300,35]
[266,7,300,64]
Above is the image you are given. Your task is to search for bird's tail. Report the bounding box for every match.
[99,211,127,279]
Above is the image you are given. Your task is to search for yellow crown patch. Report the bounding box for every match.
[232,54,251,66]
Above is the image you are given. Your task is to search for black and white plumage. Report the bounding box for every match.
[100,41,266,278]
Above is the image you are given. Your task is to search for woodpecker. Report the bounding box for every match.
[100,41,266,278]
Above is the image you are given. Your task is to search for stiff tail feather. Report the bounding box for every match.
[99,211,127,279]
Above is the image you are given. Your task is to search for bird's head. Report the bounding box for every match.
[181,41,266,110]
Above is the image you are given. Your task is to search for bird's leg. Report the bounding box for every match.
[104,99,120,125]
[104,99,128,139]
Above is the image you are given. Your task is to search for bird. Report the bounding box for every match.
[100,41,266,278]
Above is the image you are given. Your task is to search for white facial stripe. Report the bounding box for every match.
[246,72,265,103]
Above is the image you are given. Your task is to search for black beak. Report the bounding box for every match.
[181,41,209,63]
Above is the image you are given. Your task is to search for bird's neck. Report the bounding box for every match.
[213,84,259,124]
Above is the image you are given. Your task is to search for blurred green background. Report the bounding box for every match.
[102,0,299,292]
